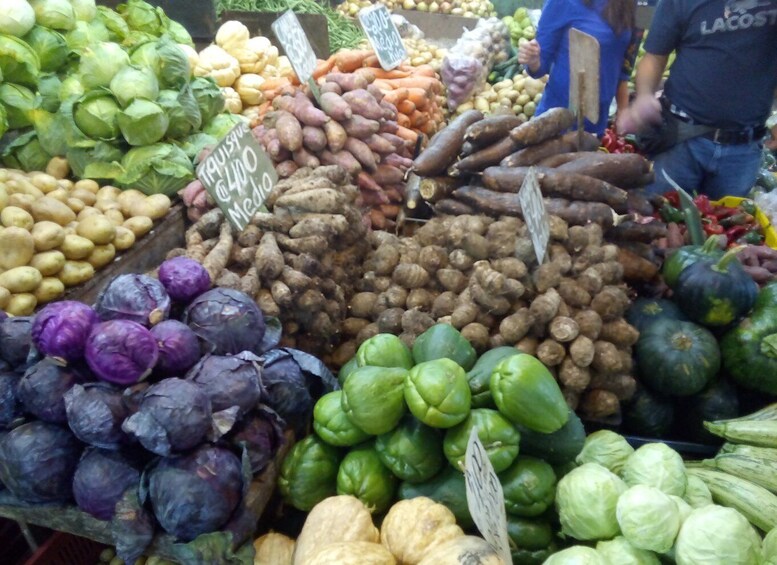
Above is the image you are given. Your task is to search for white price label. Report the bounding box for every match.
[518,167,550,264]
[272,10,317,84]
[464,428,512,565]
[358,5,406,70]
[197,122,277,232]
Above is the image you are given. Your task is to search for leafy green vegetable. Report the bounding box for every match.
[0,82,35,128]
[35,74,62,113]
[116,142,194,195]
[556,463,627,541]
[109,65,159,108]
[2,130,52,171]
[73,90,121,140]
[30,0,76,31]
[622,443,687,497]
[575,430,634,474]
[65,20,110,54]
[0,0,35,38]
[117,99,168,146]
[23,26,68,73]
[118,0,165,35]
[675,505,762,565]
[0,33,40,87]
[616,485,680,553]
[78,41,129,89]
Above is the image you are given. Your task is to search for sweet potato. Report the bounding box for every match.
[501,131,598,167]
[451,137,520,175]
[341,115,381,138]
[372,165,404,186]
[510,107,575,146]
[412,109,483,177]
[342,89,385,121]
[319,91,352,121]
[344,137,378,172]
[302,126,328,153]
[384,154,413,170]
[380,132,407,151]
[275,111,303,152]
[292,147,321,169]
[465,114,526,147]
[319,149,362,177]
[319,81,342,95]
[293,92,329,127]
[618,248,660,281]
[556,153,652,189]
[323,120,348,152]
[276,160,299,178]
[325,72,369,92]
[365,134,396,155]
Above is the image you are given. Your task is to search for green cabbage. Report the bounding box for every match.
[190,76,224,123]
[675,505,762,565]
[176,132,216,162]
[109,65,159,108]
[596,537,660,565]
[65,140,126,179]
[2,130,51,171]
[616,485,680,553]
[23,26,68,73]
[58,76,85,103]
[0,33,40,87]
[682,475,712,508]
[544,546,608,565]
[117,99,168,146]
[72,0,97,22]
[0,104,8,139]
[30,0,76,31]
[0,82,34,129]
[72,91,121,140]
[576,430,634,476]
[156,86,200,140]
[0,0,35,37]
[165,19,194,47]
[116,143,194,195]
[31,108,67,156]
[78,42,129,89]
[622,443,687,497]
[128,40,160,76]
[65,20,110,54]
[156,37,190,88]
[556,462,627,541]
[36,74,62,113]
[95,6,129,42]
[118,0,165,35]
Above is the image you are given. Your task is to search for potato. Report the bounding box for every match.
[66,198,85,213]
[60,234,95,260]
[293,496,379,565]
[34,277,65,304]
[308,542,396,565]
[6,176,44,199]
[45,188,70,203]
[57,179,74,191]
[46,156,70,179]
[77,206,101,221]
[29,172,58,194]
[77,215,116,245]
[58,260,95,287]
[117,189,147,216]
[123,216,153,238]
[113,226,136,251]
[0,286,9,309]
[0,266,43,293]
[86,244,115,269]
[62,221,78,235]
[0,184,7,209]
[0,227,35,270]
[31,221,65,251]
[30,250,66,276]
[96,185,121,201]
[30,196,77,226]
[380,498,464,564]
[95,199,121,213]
[5,293,36,316]
[1,206,34,230]
[129,194,171,220]
[74,179,99,194]
[103,209,125,226]
[71,188,97,206]
[8,193,35,211]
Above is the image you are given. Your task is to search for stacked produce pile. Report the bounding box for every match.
[502,7,536,47]
[382,0,497,17]
[337,213,638,420]
[401,37,448,73]
[0,266,335,564]
[459,70,545,118]
[0,169,170,315]
[0,0,233,193]
[193,21,293,117]
[255,496,506,564]
[176,166,373,357]
[280,324,583,563]
[441,17,511,111]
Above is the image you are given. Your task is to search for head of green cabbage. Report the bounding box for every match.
[675,505,761,565]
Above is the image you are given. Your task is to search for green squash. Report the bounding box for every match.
[313,391,371,447]
[500,456,557,517]
[622,386,675,438]
[336,442,397,514]
[341,366,408,435]
[375,416,444,483]
[722,310,777,394]
[754,281,777,312]
[675,378,740,444]
[412,323,477,371]
[278,435,342,511]
[516,409,586,465]
[356,333,414,369]
[398,466,473,528]
[626,297,688,333]
[337,356,358,387]
[635,319,720,396]
[443,408,520,473]
[405,358,471,429]
[507,516,557,565]
[662,235,724,288]
[466,346,521,408]
[674,247,758,327]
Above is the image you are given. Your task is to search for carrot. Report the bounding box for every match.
[397,99,416,115]
[383,185,404,203]
[369,68,413,80]
[363,54,380,68]
[361,189,390,206]
[370,209,387,230]
[383,88,409,106]
[335,49,372,73]
[406,88,428,110]
[410,110,429,128]
[373,79,395,92]
[420,121,437,137]
[259,77,291,92]
[412,65,438,77]
[385,77,440,93]
[397,113,411,128]
[380,204,400,218]
[313,57,336,80]
[395,125,419,143]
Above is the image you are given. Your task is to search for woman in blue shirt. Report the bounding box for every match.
[518,0,638,136]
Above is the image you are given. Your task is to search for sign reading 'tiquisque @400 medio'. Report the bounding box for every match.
[197,121,277,232]
[358,4,407,70]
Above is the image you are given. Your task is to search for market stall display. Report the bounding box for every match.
[338,0,497,18]
[458,70,546,117]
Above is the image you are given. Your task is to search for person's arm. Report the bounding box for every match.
[528,0,568,77]
[634,52,669,97]
[616,80,630,114]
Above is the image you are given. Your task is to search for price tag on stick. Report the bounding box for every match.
[464,428,512,564]
[358,4,407,70]
[518,166,550,264]
[569,28,600,149]
[197,122,277,232]
[272,10,317,84]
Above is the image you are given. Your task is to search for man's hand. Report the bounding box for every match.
[617,93,662,134]
[518,39,541,74]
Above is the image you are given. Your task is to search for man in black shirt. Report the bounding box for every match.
[618,0,777,198]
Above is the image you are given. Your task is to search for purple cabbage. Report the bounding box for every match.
[231,405,285,474]
[17,360,81,424]
[0,371,21,429]
[95,274,171,327]
[0,316,35,370]
[64,383,131,449]
[183,288,266,355]
[158,257,211,303]
[185,352,262,416]
[73,448,141,520]
[148,445,243,541]
[31,301,99,363]
[85,320,159,386]
[0,421,82,503]
[121,378,212,456]
[150,320,201,375]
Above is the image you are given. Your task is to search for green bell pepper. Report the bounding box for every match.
[336,442,397,514]
[278,435,341,511]
[500,456,557,517]
[375,416,444,483]
[405,358,471,429]
[443,408,520,473]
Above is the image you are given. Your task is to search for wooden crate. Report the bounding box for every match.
[221,11,330,59]
[0,432,294,563]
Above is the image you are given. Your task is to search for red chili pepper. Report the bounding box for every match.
[725,225,749,241]
[694,195,714,215]
[711,206,739,219]
[664,191,680,207]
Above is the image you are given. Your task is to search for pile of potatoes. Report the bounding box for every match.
[403,38,448,73]
[0,162,171,315]
[455,71,547,119]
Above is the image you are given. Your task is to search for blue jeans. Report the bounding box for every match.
[645,137,763,200]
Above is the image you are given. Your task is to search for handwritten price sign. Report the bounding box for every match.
[358,4,406,70]
[518,166,550,264]
[272,10,316,84]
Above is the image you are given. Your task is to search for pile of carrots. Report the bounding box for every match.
[251,48,447,142]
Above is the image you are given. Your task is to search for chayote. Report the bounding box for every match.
[404,358,471,429]
[336,442,397,514]
[375,415,444,483]
[341,366,407,435]
[278,435,341,512]
[313,391,371,447]
[500,456,557,517]
[356,334,414,369]
[443,408,520,473]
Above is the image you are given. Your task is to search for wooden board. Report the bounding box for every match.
[62,203,186,306]
[569,28,600,125]
[221,11,330,59]
[0,431,294,563]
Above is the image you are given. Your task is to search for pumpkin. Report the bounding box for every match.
[674,247,757,327]
[675,378,740,443]
[754,281,777,312]
[635,319,720,396]
[622,386,675,438]
[626,297,687,333]
[662,235,724,288]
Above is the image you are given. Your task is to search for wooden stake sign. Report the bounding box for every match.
[358,4,407,70]
[271,10,321,101]
[569,28,600,149]
[518,167,550,264]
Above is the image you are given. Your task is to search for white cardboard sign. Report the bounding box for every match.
[518,166,550,264]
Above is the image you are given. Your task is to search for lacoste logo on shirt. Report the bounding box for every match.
[700,0,777,34]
